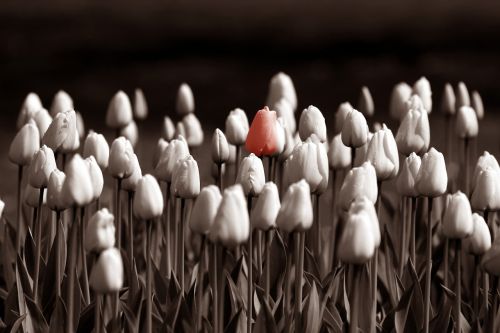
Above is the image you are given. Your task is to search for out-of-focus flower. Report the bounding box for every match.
[133,174,164,220]
[350,196,381,246]
[89,248,124,293]
[441,83,456,116]
[172,155,200,199]
[236,153,265,196]
[471,91,484,120]
[251,182,280,230]
[47,169,67,211]
[365,124,399,181]
[108,137,135,179]
[341,109,369,148]
[153,138,169,168]
[0,199,4,219]
[397,153,421,197]
[245,107,283,156]
[75,111,85,139]
[358,86,374,117]
[155,137,190,182]
[119,120,139,147]
[212,129,229,165]
[83,131,109,169]
[182,113,204,147]
[442,191,474,239]
[225,108,249,146]
[389,82,412,120]
[481,238,500,276]
[85,208,115,253]
[122,154,142,192]
[29,146,57,188]
[472,152,500,191]
[42,109,78,153]
[190,185,222,235]
[62,154,94,207]
[175,121,186,138]
[272,98,296,134]
[455,106,478,139]
[266,72,297,112]
[162,116,175,141]
[455,82,470,109]
[133,88,148,120]
[33,109,52,139]
[209,184,249,248]
[471,167,500,211]
[396,108,430,156]
[415,148,448,197]
[106,91,133,129]
[298,105,327,142]
[9,122,40,166]
[338,161,378,210]
[278,121,296,162]
[328,134,351,170]
[50,90,73,117]
[464,213,491,255]
[176,83,195,116]
[17,92,43,129]
[412,77,432,112]
[353,131,373,167]
[85,156,104,200]
[24,184,46,207]
[276,180,313,232]
[334,102,353,134]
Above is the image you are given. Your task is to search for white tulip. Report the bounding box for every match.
[85,208,115,253]
[62,154,94,207]
[122,154,142,192]
[298,105,327,142]
[442,192,474,239]
[108,137,135,179]
[358,86,374,117]
[176,83,195,115]
[396,153,421,197]
[389,82,412,120]
[133,88,148,120]
[105,91,133,129]
[119,120,139,147]
[154,137,190,182]
[182,113,204,147]
[365,124,399,181]
[17,92,43,129]
[415,148,448,197]
[162,116,175,141]
[29,146,57,188]
[266,72,297,112]
[190,185,222,235]
[47,169,67,211]
[412,77,432,112]
[251,182,280,230]
[328,134,351,170]
[464,213,491,256]
[455,106,478,139]
[338,161,378,211]
[89,248,124,293]
[225,108,249,146]
[171,155,200,199]
[83,131,109,169]
[49,90,73,117]
[276,180,313,232]
[133,175,164,220]
[396,108,430,156]
[236,153,265,197]
[441,83,456,116]
[341,109,369,148]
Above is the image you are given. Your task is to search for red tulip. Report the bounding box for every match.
[245,106,281,157]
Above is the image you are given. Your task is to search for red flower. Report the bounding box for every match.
[245,107,280,157]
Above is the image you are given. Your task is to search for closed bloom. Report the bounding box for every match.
[412,77,432,112]
[162,116,175,141]
[471,167,500,211]
[62,154,94,207]
[47,169,67,211]
[122,154,142,192]
[153,138,169,168]
[155,137,190,182]
[29,145,57,188]
[334,102,354,134]
[9,122,40,166]
[209,184,249,248]
[237,153,265,196]
[441,83,456,116]
[455,106,478,139]
[24,184,46,208]
[42,109,78,153]
[365,124,399,181]
[442,192,474,239]
[85,156,104,200]
[212,129,229,164]
[89,248,124,293]
[353,132,373,167]
[276,180,313,232]
[251,182,280,230]
[119,120,139,147]
[472,152,500,191]
[85,208,115,253]
[50,90,73,117]
[455,81,470,109]
[341,109,369,148]
[17,92,43,129]
[481,238,500,276]
[358,86,374,117]
[33,109,52,139]
[338,161,378,211]
[106,91,133,129]
[396,108,430,156]
[415,148,448,197]
[328,134,351,170]
[278,122,296,162]
[172,155,200,199]
[471,91,484,120]
[83,131,109,169]
[299,105,327,142]
[464,213,491,256]
[225,108,249,146]
[133,174,164,220]
[176,83,195,115]
[133,88,148,120]
[273,98,296,134]
[190,185,222,235]
[108,137,135,179]
[389,82,412,120]
[245,107,281,156]
[396,153,421,197]
[349,196,381,246]
[182,113,204,147]
[76,111,85,139]
[266,72,297,112]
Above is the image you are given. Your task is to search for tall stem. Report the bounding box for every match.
[284,233,292,330]
[349,265,361,333]
[370,181,382,332]
[116,178,122,251]
[146,220,153,333]
[80,207,90,305]
[473,255,479,321]
[247,196,253,333]
[55,210,62,298]
[257,231,263,278]
[16,165,23,254]
[127,192,134,288]
[444,239,449,288]
[164,182,171,279]
[33,187,44,304]
[464,139,470,196]
[331,170,338,270]
[173,198,178,277]
[294,232,305,333]
[179,198,186,294]
[424,197,433,333]
[351,147,356,169]
[314,194,321,274]
[217,163,223,191]
[211,242,219,333]
[399,196,407,277]
[264,229,272,303]
[410,197,417,266]
[455,240,462,333]
[66,206,78,333]
[196,236,206,331]
[95,294,101,333]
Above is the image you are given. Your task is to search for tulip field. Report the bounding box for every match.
[1,73,499,333]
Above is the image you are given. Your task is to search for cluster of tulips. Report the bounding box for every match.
[2,71,498,332]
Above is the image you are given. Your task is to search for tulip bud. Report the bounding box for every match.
[75,111,85,140]
[83,131,109,169]
[396,153,421,197]
[298,105,327,142]
[365,124,399,181]
[190,185,222,235]
[9,122,40,166]
[85,156,104,200]
[353,131,373,167]
[455,106,478,139]
[212,129,229,164]
[471,91,484,120]
[133,174,164,220]
[122,154,142,192]
[350,196,381,246]
[119,120,139,147]
[155,137,190,182]
[245,107,279,157]
[33,109,52,139]
[47,169,67,211]
[276,180,313,232]
[133,88,148,120]
[62,154,94,207]
[471,167,500,211]
[106,91,133,129]
[412,77,432,112]
[441,83,456,116]
[266,72,297,112]
[89,248,124,293]
[481,238,500,276]
[442,191,473,239]
[278,122,296,162]
[338,161,378,210]
[395,108,430,156]
[455,81,470,109]
[153,138,169,168]
[415,147,448,197]
[182,113,204,147]
[209,184,249,248]
[389,82,412,120]
[176,83,195,115]
[334,102,353,135]
[108,137,135,179]
[472,152,500,191]
[0,199,4,219]
[171,155,200,199]
[358,86,374,117]
[251,182,280,230]
[85,208,115,253]
[17,92,43,129]
[328,134,351,170]
[341,109,369,148]
[273,98,296,133]
[162,116,175,141]
[29,146,57,188]
[24,184,45,207]
[225,108,249,146]
[42,109,78,153]
[464,213,491,255]
[50,90,73,117]
[236,153,265,196]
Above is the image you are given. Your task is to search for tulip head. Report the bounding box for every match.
[464,213,491,256]
[365,124,399,181]
[396,108,430,156]
[47,169,67,211]
[236,153,265,197]
[278,121,297,162]
[29,145,57,188]
[153,138,169,168]
[106,91,133,129]
[389,82,412,120]
[273,98,296,134]
[176,83,195,115]
[298,105,327,142]
[341,109,369,148]
[50,90,73,117]
[266,72,297,112]
[119,120,139,148]
[17,92,43,129]
[83,131,109,169]
[455,106,478,139]
[455,81,470,109]
[441,83,456,116]
[182,113,204,147]
[472,152,500,191]
[162,116,175,141]
[251,182,280,231]
[122,154,142,192]
[353,131,373,167]
[85,156,104,200]
[442,192,474,239]
[212,129,230,164]
[133,88,148,120]
[89,248,124,294]
[338,161,378,211]
[276,180,313,232]
[225,108,249,146]
[62,154,94,207]
[190,185,222,235]
[33,109,52,139]
[334,102,353,134]
[245,107,282,156]
[133,174,164,220]
[396,153,421,197]
[471,91,484,120]
[328,134,351,170]
[154,137,190,182]
[358,86,374,117]
[9,122,40,166]
[42,109,78,153]
[85,208,115,253]
[172,155,200,199]
[471,167,500,211]
[415,148,448,197]
[412,77,432,112]
[108,137,135,179]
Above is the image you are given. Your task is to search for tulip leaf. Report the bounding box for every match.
[254,294,277,333]
[6,314,27,333]
[302,281,321,333]
[152,258,168,306]
[76,302,94,333]
[224,308,245,333]
[226,271,244,315]
[15,263,34,333]
[394,284,415,333]
[2,223,16,290]
[24,295,49,333]
[24,229,36,279]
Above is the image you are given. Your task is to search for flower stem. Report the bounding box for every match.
[444,238,449,287]
[179,198,186,294]
[127,191,134,289]
[235,145,241,183]
[399,196,407,277]
[146,220,153,333]
[80,207,90,305]
[424,197,433,333]
[247,196,253,333]
[264,229,272,303]
[55,210,62,298]
[33,187,44,304]
[410,197,417,266]
[454,239,462,333]
[164,182,171,280]
[116,178,122,251]
[349,264,361,333]
[16,165,23,254]
[257,231,263,278]
[370,181,382,332]
[66,206,78,333]
[94,294,101,333]
[217,163,223,191]
[473,255,479,321]
[294,232,305,333]
[211,242,219,333]
[314,194,321,275]
[196,235,206,331]
[464,138,470,196]
[174,198,179,277]
[331,170,338,270]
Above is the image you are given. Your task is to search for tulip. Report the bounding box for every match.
[85,156,104,201]
[175,121,186,138]
[353,131,373,167]
[471,91,484,120]
[133,88,148,120]
[328,134,351,170]
[472,152,500,191]
[182,113,204,147]
[415,148,448,197]
[62,154,94,207]
[162,116,175,141]
[108,137,135,179]
[397,153,421,197]
[225,108,249,146]
[405,94,425,113]
[75,111,85,139]
[122,154,141,193]
[276,180,313,232]
[442,191,474,239]
[119,119,139,147]
[389,82,412,120]
[341,109,369,148]
[172,155,200,199]
[153,138,169,168]
[412,77,432,112]
[42,109,78,154]
[155,137,190,182]
[176,83,195,115]
[278,121,296,163]
[29,145,57,189]
[332,102,353,134]
[456,106,478,139]
[365,124,399,181]
[298,105,327,142]
[17,92,43,129]
[441,83,456,116]
[85,208,116,253]
[464,213,491,256]
[89,248,124,293]
[471,167,500,212]
[236,153,265,197]
[190,185,222,235]
[358,86,374,117]
[245,107,282,156]
[266,72,297,112]
[47,169,67,212]
[83,131,109,169]
[33,109,52,139]
[212,128,230,166]
[455,81,470,109]
[273,97,296,133]
[396,108,430,156]
[134,174,164,221]
[24,184,45,208]
[49,90,73,117]
[9,122,40,166]
[338,161,378,211]
[251,182,280,231]
[106,91,133,129]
